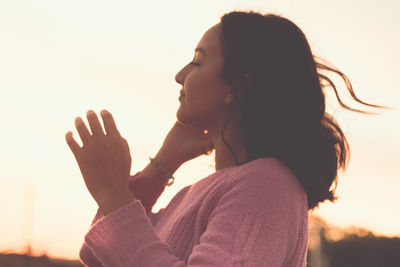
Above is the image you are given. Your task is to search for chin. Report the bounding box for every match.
[176,107,208,129]
[176,110,193,126]
[176,106,185,122]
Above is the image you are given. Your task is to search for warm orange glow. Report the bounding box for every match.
[1,0,399,260]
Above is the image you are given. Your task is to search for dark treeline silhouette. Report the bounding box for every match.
[326,235,400,267]
[307,215,400,267]
[0,252,83,267]
[3,216,399,267]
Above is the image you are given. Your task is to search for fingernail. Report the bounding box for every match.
[75,117,83,124]
[100,109,109,116]
[65,131,73,139]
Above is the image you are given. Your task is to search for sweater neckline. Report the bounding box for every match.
[213,157,273,175]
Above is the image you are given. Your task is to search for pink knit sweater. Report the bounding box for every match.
[79,157,309,266]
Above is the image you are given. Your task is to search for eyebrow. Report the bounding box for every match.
[195,47,206,56]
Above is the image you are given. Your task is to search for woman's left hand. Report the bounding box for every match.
[65,109,135,215]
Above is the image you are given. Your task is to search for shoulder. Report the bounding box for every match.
[217,157,307,214]
[227,157,302,191]
[201,158,308,266]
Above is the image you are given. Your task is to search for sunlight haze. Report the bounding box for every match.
[1,0,399,259]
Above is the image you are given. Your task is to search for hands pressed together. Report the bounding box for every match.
[65,109,135,216]
[66,109,214,216]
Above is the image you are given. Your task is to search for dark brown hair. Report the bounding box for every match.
[218,11,391,210]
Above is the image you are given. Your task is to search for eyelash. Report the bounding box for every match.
[190,61,200,66]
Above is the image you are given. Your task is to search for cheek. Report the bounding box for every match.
[185,67,224,100]
[184,63,230,111]
[185,68,206,90]
[186,80,219,111]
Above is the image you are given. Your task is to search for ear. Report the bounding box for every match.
[224,74,253,104]
[224,91,235,104]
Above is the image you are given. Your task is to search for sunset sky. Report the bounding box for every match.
[1,0,399,260]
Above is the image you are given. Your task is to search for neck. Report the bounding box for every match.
[210,116,248,171]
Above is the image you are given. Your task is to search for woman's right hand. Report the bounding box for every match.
[158,121,214,165]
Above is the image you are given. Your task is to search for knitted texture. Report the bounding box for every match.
[79,157,309,266]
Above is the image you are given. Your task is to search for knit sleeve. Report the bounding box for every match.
[79,208,105,267]
[127,171,167,226]
[79,171,165,267]
[80,170,307,266]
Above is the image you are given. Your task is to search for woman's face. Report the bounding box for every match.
[175,23,233,130]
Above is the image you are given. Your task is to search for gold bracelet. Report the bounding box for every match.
[148,157,175,186]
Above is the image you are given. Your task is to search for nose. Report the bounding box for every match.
[175,69,184,85]
[175,63,190,85]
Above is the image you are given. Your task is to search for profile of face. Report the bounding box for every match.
[175,23,234,131]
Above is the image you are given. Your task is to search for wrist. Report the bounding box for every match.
[154,149,183,176]
[98,188,136,216]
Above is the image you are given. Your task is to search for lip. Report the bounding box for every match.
[179,95,185,101]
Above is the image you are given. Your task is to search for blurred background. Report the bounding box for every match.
[0,0,399,266]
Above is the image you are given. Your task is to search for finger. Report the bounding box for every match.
[100,109,120,136]
[75,117,91,144]
[65,131,81,156]
[86,110,105,136]
[121,137,131,160]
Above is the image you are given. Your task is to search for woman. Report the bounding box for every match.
[66,11,388,266]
